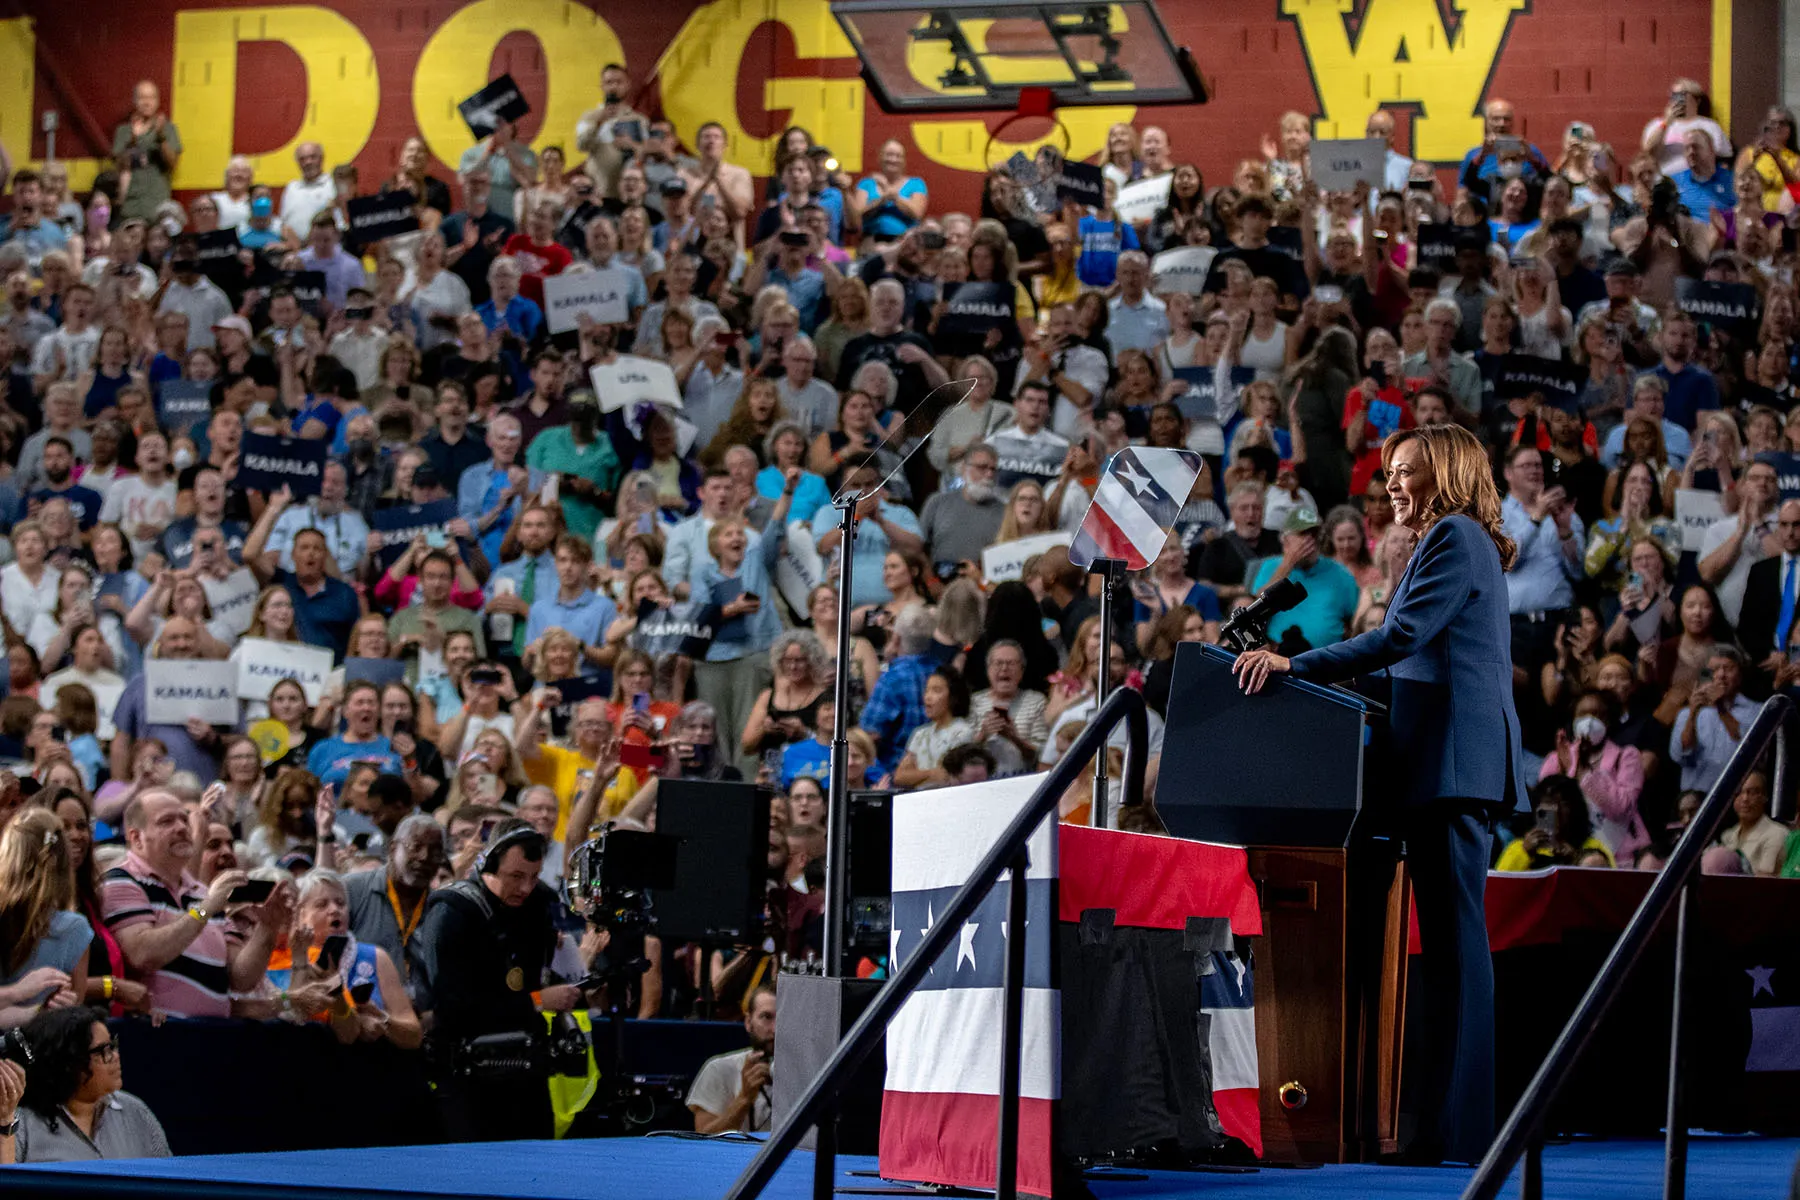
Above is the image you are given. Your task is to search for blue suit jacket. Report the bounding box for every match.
[1288,514,1526,813]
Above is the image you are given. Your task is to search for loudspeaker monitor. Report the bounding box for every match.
[654,779,773,944]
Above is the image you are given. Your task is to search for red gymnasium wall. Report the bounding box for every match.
[0,0,1777,215]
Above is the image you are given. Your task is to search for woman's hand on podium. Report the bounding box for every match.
[1233,648,1291,695]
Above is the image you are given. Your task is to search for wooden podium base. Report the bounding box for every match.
[1248,846,1410,1164]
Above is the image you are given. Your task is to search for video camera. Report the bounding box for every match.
[565,826,680,933]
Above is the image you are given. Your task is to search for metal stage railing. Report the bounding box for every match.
[0,688,1150,1200]
[723,686,1150,1200]
[1460,694,1793,1200]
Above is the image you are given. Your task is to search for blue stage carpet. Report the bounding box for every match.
[7,1134,1796,1199]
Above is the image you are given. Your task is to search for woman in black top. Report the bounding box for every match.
[741,630,831,758]
[1145,164,1207,255]
[979,172,1051,278]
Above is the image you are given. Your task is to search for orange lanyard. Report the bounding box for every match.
[386,878,426,946]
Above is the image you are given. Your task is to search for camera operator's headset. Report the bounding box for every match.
[478,825,547,878]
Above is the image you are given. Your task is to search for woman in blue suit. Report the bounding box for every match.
[1235,423,1525,1165]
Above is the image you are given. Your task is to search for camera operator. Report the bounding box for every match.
[687,983,776,1133]
[413,819,593,1141]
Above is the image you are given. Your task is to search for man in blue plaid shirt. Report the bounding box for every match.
[857,607,940,772]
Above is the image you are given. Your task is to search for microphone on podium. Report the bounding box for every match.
[1219,577,1308,653]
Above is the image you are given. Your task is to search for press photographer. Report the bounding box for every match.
[413,819,592,1141]
[687,984,776,1133]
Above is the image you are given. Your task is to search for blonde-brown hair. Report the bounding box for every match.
[996,479,1052,542]
[1380,424,1517,569]
[0,807,74,974]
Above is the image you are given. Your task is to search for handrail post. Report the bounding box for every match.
[995,848,1030,1200]
[1663,883,1695,1200]
[1459,696,1792,1200]
[1088,559,1127,829]
[1523,1128,1543,1200]
[723,689,1148,1200]
[812,1119,836,1200]
[823,496,859,978]
[1775,722,1790,824]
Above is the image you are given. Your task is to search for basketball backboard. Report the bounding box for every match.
[831,1,1206,113]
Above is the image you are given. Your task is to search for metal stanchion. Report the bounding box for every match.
[1663,884,1695,1200]
[995,849,1030,1200]
[823,495,858,980]
[1088,558,1127,827]
[1773,723,1790,823]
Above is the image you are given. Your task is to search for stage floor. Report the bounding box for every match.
[4,1133,1795,1199]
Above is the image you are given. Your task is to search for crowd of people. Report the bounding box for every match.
[2,64,1800,1155]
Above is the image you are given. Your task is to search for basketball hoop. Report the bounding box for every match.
[981,85,1073,175]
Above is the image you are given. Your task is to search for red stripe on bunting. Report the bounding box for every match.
[1211,1087,1263,1157]
[879,1091,1055,1197]
[1059,825,1263,937]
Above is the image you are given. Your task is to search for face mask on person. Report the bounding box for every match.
[171,446,195,470]
[89,204,111,231]
[1572,715,1606,745]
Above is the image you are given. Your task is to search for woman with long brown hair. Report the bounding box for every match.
[702,377,788,470]
[994,479,1055,544]
[0,807,87,1024]
[1235,422,1523,1167]
[32,787,150,1017]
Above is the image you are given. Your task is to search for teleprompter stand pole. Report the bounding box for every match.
[1088,558,1130,828]
[824,494,859,978]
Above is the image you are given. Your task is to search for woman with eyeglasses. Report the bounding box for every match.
[740,631,830,760]
[8,1005,170,1161]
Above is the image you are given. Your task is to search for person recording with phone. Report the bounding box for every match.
[1670,646,1758,795]
[100,789,289,1019]
[414,819,588,1142]
[268,869,421,1048]
[436,661,517,761]
[1496,777,1614,871]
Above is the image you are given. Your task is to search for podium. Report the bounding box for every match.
[1156,643,1410,1163]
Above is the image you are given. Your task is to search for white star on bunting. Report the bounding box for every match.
[957,920,980,971]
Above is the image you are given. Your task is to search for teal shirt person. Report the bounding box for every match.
[526,401,619,540]
[757,465,831,525]
[1249,553,1361,651]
